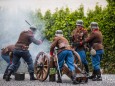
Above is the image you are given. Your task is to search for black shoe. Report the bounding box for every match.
[3,65,10,79]
[96,69,102,81]
[3,74,6,79]
[92,77,97,81]
[96,75,102,81]
[30,77,37,80]
[57,75,62,83]
[56,70,62,83]
[88,75,94,79]
[30,72,37,80]
[3,75,12,80]
[5,70,13,81]
[6,75,11,81]
[92,76,102,81]
[57,79,62,83]
[71,71,79,84]
[88,70,96,79]
[92,69,102,81]
[97,77,102,81]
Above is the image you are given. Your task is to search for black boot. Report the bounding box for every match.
[89,70,96,79]
[3,73,11,79]
[5,70,13,81]
[84,64,89,77]
[3,65,10,79]
[3,74,7,79]
[29,72,37,80]
[3,69,8,79]
[96,69,102,81]
[57,70,62,83]
[92,70,98,81]
[71,71,79,84]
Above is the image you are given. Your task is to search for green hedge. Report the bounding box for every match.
[32,0,115,74]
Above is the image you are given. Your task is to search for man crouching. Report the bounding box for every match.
[50,30,79,84]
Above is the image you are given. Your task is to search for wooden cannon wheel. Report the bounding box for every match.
[72,51,83,70]
[34,52,50,81]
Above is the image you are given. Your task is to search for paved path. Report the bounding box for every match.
[0,74,115,86]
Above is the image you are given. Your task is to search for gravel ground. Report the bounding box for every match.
[0,74,115,86]
[0,58,115,86]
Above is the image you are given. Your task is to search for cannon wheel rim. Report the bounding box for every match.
[34,51,50,81]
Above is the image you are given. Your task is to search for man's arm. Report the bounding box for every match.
[85,32,95,43]
[50,37,58,56]
[74,32,96,46]
[30,37,42,45]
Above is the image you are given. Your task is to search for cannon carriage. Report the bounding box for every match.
[34,51,88,83]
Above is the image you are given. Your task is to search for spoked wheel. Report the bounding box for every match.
[34,52,50,81]
[73,51,83,71]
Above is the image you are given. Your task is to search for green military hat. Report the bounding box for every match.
[90,22,99,29]
[30,26,37,32]
[55,30,63,36]
[76,20,83,26]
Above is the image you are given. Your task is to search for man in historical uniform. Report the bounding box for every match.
[5,27,43,81]
[80,22,104,81]
[72,20,89,75]
[50,30,79,84]
[1,45,20,79]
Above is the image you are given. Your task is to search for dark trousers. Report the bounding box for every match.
[8,49,34,73]
[1,54,20,73]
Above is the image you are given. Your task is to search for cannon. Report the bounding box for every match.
[34,51,88,83]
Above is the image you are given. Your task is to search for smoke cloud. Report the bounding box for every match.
[0,7,50,73]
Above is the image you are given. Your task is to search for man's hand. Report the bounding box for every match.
[38,40,43,44]
[30,37,43,45]
[72,41,86,47]
[72,42,81,47]
[50,51,53,57]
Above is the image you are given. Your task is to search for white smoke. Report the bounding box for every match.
[0,7,50,73]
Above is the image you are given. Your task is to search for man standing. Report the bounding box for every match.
[50,30,79,84]
[81,22,104,81]
[72,20,89,75]
[1,45,20,79]
[5,27,42,81]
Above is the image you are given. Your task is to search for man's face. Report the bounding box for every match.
[30,29,36,34]
[55,33,63,37]
[76,25,82,30]
[33,30,37,34]
[30,27,37,34]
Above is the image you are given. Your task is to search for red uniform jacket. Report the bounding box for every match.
[85,29,104,50]
[1,45,15,55]
[50,36,72,55]
[72,28,88,50]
